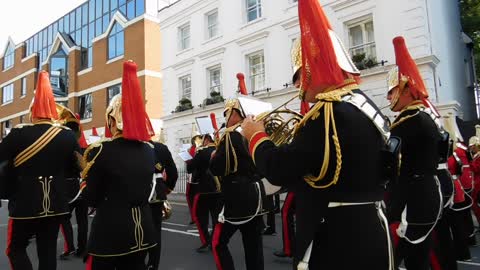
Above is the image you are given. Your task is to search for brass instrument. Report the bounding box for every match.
[225,94,303,146]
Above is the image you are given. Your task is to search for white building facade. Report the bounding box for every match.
[158,0,477,170]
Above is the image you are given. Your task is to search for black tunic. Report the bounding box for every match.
[84,137,157,257]
[150,141,178,203]
[0,122,80,219]
[189,144,219,194]
[387,107,442,243]
[251,89,389,269]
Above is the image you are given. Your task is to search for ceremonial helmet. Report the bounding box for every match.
[55,103,80,136]
[387,37,429,110]
[105,61,154,141]
[223,73,247,124]
[468,125,480,148]
[292,0,360,100]
[29,71,59,121]
[442,114,465,148]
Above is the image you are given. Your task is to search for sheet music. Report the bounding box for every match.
[178,150,193,161]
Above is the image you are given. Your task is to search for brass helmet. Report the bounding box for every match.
[468,125,480,148]
[105,94,123,132]
[55,103,80,138]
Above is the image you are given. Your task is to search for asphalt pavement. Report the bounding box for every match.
[0,197,479,270]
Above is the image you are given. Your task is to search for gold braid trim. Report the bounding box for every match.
[222,131,238,176]
[390,103,425,130]
[296,83,358,189]
[81,142,104,179]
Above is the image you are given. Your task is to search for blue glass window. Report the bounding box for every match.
[52,23,58,39]
[88,47,93,67]
[82,26,88,47]
[103,14,110,31]
[95,18,102,36]
[103,0,109,14]
[70,32,76,44]
[48,25,53,44]
[136,0,145,16]
[43,29,48,46]
[88,22,95,45]
[111,0,118,10]
[34,34,39,51]
[119,0,126,5]
[59,18,64,32]
[75,29,81,45]
[76,7,82,29]
[64,14,70,33]
[127,0,135,19]
[82,4,88,25]
[119,3,126,15]
[96,0,102,19]
[108,23,124,60]
[70,12,76,32]
[3,44,14,70]
[89,0,95,22]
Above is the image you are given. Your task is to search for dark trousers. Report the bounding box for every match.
[450,208,472,260]
[193,193,221,245]
[395,235,433,270]
[147,202,163,270]
[212,216,264,270]
[6,216,62,270]
[281,192,296,257]
[264,194,280,232]
[86,251,147,270]
[60,199,88,253]
[429,209,457,270]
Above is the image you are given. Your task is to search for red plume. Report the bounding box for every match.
[104,123,112,138]
[210,112,219,139]
[236,73,248,95]
[91,127,99,136]
[393,36,428,100]
[300,101,310,116]
[121,61,154,141]
[78,130,89,149]
[298,0,344,93]
[31,71,58,119]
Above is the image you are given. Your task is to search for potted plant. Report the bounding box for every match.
[203,91,225,106]
[175,98,193,112]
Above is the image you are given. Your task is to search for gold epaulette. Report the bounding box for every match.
[81,140,108,179]
[155,163,163,171]
[296,82,358,189]
[390,103,425,130]
[217,129,238,176]
[13,123,33,129]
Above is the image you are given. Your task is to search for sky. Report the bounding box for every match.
[0,0,87,54]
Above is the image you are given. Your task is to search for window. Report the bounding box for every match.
[2,120,11,138]
[21,77,27,97]
[20,115,25,124]
[2,84,14,104]
[347,18,376,62]
[179,75,192,100]
[50,47,69,96]
[208,66,222,94]
[107,84,121,104]
[246,0,262,22]
[248,52,265,92]
[78,93,93,119]
[178,24,190,51]
[206,10,219,39]
[108,22,124,59]
[3,44,14,70]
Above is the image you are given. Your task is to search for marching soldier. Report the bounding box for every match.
[210,77,265,270]
[59,111,89,260]
[147,138,178,270]
[469,129,480,227]
[385,37,443,269]
[242,0,392,269]
[186,135,202,224]
[273,191,296,258]
[189,134,221,252]
[83,61,157,269]
[0,71,81,270]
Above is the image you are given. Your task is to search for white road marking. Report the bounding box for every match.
[457,260,480,266]
[162,227,199,237]
[163,222,189,227]
[187,229,199,233]
[170,201,188,207]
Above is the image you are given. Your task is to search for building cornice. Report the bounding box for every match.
[198,47,226,60]
[172,59,195,70]
[236,31,270,46]
[42,33,81,67]
[328,0,369,11]
[0,109,29,123]
[0,68,37,88]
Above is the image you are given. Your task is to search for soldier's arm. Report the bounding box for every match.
[249,115,327,187]
[210,132,231,176]
[470,156,480,173]
[0,128,20,162]
[82,143,107,207]
[162,144,178,191]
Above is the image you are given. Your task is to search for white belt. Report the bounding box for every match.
[437,163,447,170]
[154,173,163,179]
[328,201,376,208]
[462,165,470,168]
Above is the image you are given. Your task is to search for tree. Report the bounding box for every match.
[460,0,480,81]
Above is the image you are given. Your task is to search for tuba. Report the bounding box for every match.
[162,200,172,220]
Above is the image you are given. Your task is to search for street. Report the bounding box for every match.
[0,199,478,270]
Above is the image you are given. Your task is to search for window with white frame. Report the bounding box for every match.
[347,18,376,62]
[2,84,14,104]
[3,44,14,70]
[78,93,93,119]
[179,74,192,100]
[206,10,219,39]
[246,0,262,22]
[178,24,191,51]
[2,120,11,138]
[21,77,27,97]
[108,22,125,60]
[107,84,122,105]
[208,66,222,94]
[248,51,265,92]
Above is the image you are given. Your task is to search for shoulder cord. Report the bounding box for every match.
[81,143,104,179]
